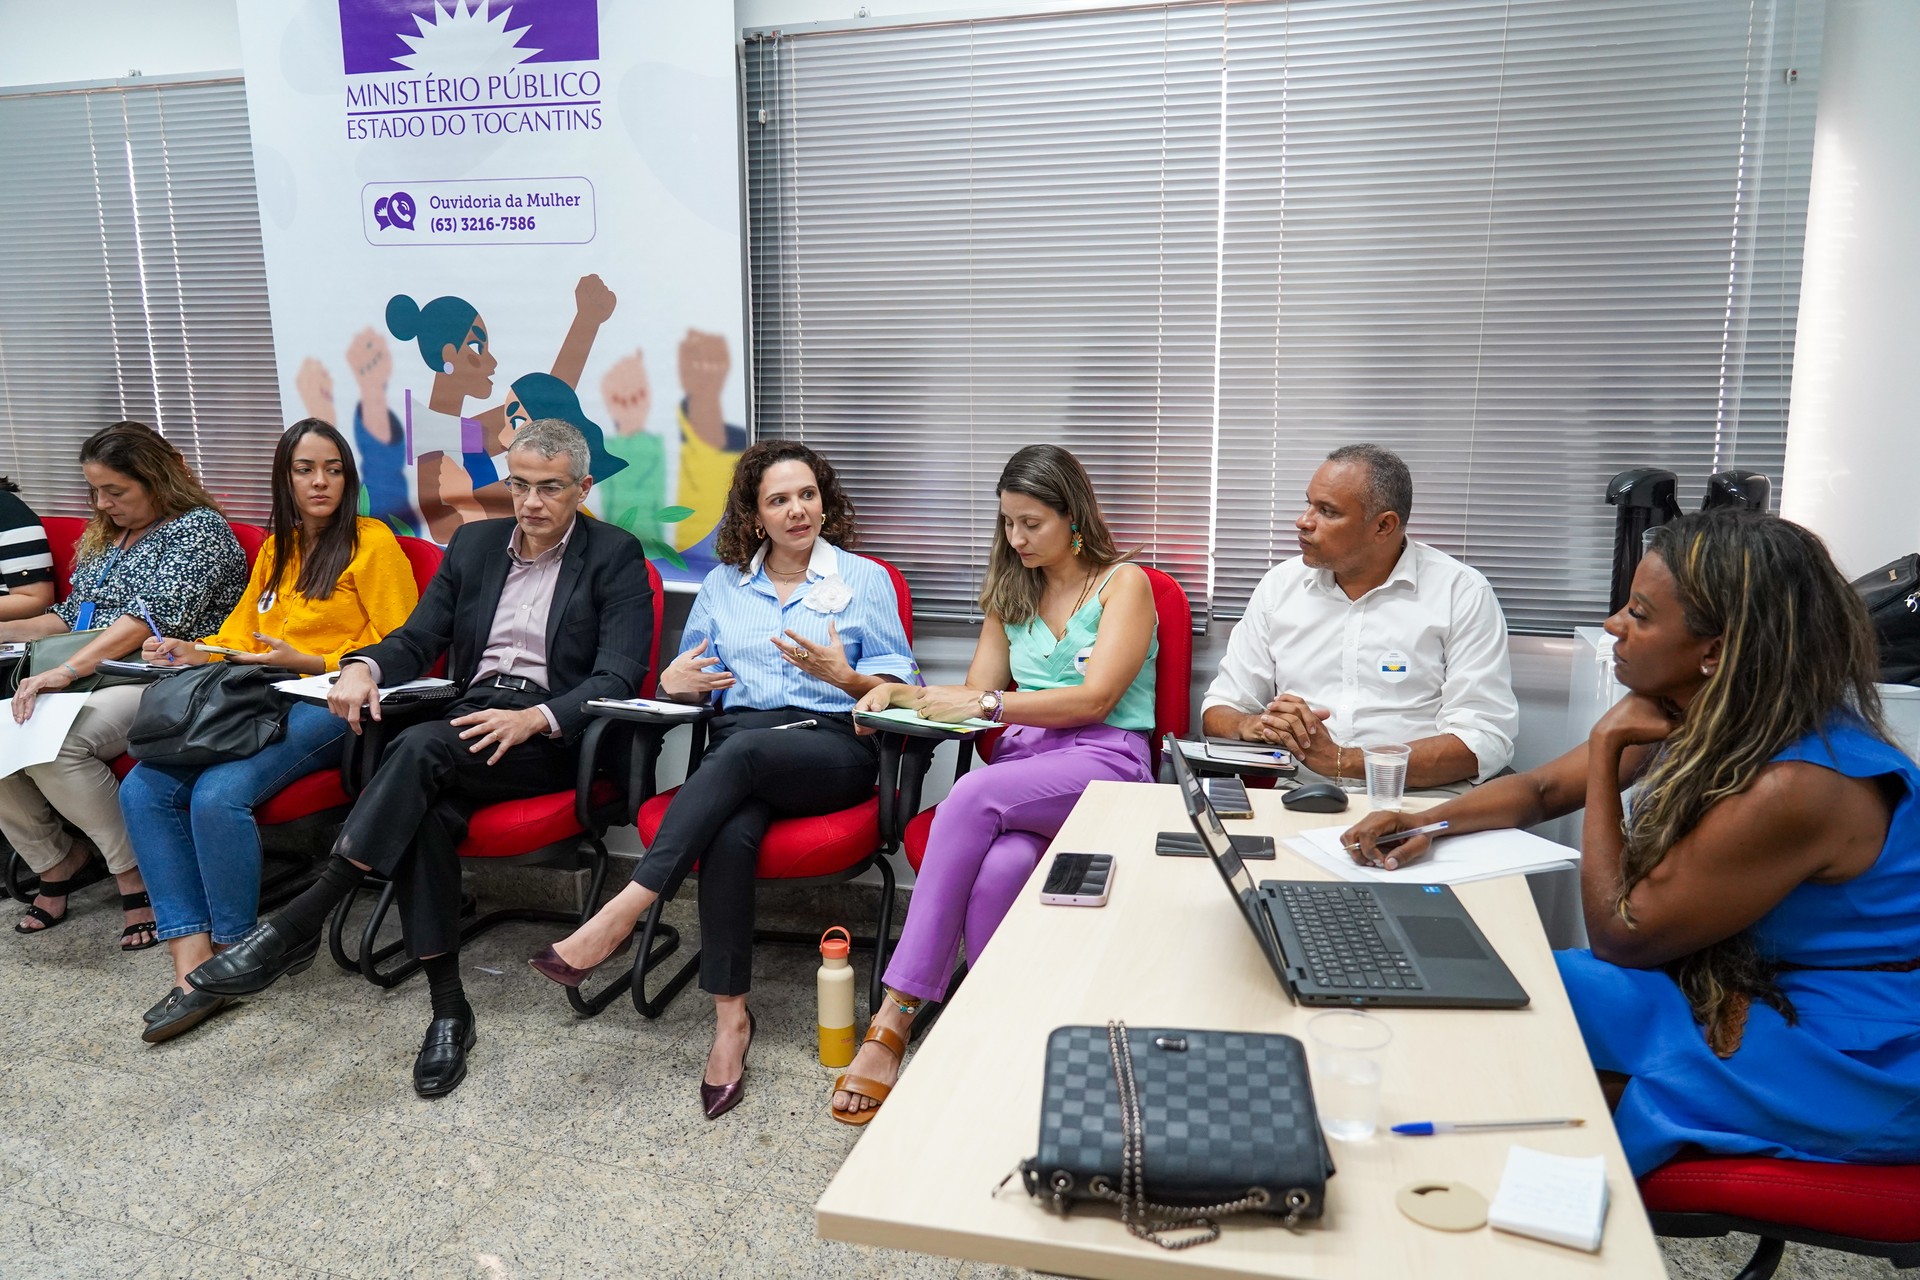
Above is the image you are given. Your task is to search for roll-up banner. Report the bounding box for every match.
[239,0,747,584]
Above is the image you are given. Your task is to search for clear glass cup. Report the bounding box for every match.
[1307,1010,1393,1141]
[1363,742,1412,812]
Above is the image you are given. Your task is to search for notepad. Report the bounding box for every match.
[96,658,195,679]
[1284,823,1576,886]
[584,696,708,719]
[271,673,456,703]
[855,707,997,733]
[1172,737,1295,770]
[1488,1146,1610,1252]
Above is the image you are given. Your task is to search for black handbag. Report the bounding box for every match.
[1019,1022,1335,1249]
[1852,554,1920,686]
[126,663,292,767]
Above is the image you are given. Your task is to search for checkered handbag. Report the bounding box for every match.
[1019,1022,1335,1248]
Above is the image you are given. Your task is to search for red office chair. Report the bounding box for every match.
[900,564,1194,875]
[248,536,447,892]
[4,516,272,902]
[1641,1155,1920,1278]
[568,558,918,1020]
[329,557,667,986]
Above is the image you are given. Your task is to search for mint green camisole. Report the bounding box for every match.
[1003,565,1158,732]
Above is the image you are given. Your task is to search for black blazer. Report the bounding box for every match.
[349,515,654,740]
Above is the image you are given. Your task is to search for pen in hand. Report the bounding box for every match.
[132,597,172,663]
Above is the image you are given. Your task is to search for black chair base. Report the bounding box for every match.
[1650,1210,1920,1279]
[328,839,613,988]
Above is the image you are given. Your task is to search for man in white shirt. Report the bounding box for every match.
[1202,444,1518,790]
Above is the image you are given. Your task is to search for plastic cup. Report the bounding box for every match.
[1364,742,1412,812]
[1307,1010,1392,1141]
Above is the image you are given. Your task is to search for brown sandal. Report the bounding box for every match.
[831,1022,907,1127]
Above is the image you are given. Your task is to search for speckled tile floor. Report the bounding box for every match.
[0,871,1905,1279]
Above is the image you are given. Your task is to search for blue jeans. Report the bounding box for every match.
[119,701,347,945]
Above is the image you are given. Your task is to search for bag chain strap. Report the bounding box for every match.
[1090,1020,1293,1249]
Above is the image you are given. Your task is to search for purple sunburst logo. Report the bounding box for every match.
[338,0,599,76]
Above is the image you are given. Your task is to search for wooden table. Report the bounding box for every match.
[817,780,1662,1278]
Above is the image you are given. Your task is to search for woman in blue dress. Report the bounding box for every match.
[1345,509,1920,1175]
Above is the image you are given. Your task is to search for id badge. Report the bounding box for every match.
[75,601,96,630]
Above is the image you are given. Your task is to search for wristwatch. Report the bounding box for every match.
[978,689,1005,723]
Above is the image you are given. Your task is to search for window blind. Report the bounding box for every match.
[746,9,1226,618]
[745,0,1818,632]
[0,77,281,524]
[1213,0,1818,630]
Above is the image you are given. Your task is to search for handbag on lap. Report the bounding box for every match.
[126,663,291,767]
[1019,1022,1335,1249]
[7,628,142,695]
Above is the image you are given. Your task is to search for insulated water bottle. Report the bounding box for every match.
[817,926,856,1068]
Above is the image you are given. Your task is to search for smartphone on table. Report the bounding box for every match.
[1205,775,1255,820]
[1039,852,1115,907]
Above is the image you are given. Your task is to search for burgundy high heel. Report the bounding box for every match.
[527,930,634,989]
[701,1008,756,1120]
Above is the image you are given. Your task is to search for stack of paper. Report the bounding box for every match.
[272,673,454,702]
[1284,823,1576,886]
[1173,738,1294,769]
[1488,1146,1610,1253]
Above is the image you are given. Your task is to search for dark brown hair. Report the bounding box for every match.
[77,421,222,558]
[979,445,1124,625]
[266,419,362,603]
[713,440,858,568]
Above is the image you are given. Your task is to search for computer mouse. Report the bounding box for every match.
[1282,781,1350,814]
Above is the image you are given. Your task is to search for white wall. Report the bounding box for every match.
[0,0,240,88]
[1779,0,1920,577]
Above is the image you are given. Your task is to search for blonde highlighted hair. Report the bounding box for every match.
[77,422,222,558]
[979,445,1126,626]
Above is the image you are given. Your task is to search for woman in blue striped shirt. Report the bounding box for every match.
[530,439,915,1117]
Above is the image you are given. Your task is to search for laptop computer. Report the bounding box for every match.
[1168,741,1528,1010]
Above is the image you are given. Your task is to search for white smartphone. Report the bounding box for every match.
[194,643,252,657]
[1038,852,1115,907]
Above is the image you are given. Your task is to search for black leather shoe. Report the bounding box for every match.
[184,918,320,997]
[413,1014,476,1097]
[144,987,184,1025]
[142,987,234,1044]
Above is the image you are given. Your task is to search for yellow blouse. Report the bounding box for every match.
[201,517,418,671]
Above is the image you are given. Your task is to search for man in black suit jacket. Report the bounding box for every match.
[187,420,654,1095]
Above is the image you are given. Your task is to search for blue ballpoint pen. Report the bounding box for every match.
[1393,1118,1585,1136]
[132,597,171,662]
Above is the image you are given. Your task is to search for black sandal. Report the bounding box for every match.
[13,875,79,934]
[119,891,159,952]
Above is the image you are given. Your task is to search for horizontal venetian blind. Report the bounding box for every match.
[1213,0,1818,630]
[745,8,1225,619]
[0,78,281,523]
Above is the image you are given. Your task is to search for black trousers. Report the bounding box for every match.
[336,685,577,959]
[633,709,879,996]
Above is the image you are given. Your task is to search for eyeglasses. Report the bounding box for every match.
[503,477,578,499]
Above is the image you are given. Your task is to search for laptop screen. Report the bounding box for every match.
[1168,738,1263,905]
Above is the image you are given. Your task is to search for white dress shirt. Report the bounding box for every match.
[1202,539,1518,781]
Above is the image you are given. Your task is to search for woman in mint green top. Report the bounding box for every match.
[835,445,1157,1125]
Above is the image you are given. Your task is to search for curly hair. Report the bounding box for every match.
[712,440,859,568]
[1620,510,1887,1055]
[77,421,223,558]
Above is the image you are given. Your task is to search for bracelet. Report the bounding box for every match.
[60,662,81,680]
[1335,744,1347,781]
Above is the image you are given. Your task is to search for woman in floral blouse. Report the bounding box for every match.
[0,421,247,950]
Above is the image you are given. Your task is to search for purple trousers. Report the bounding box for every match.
[882,723,1153,1002]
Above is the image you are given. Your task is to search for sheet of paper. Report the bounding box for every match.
[271,673,453,702]
[586,696,708,719]
[0,692,91,778]
[858,706,997,733]
[1284,822,1577,886]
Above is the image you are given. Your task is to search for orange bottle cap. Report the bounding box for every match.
[820,925,851,959]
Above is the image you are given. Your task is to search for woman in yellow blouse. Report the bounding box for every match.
[121,420,418,1042]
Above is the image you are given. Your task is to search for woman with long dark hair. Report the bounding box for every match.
[0,422,247,951]
[830,444,1158,1125]
[120,419,418,1041]
[1345,510,1920,1173]
[529,440,915,1118]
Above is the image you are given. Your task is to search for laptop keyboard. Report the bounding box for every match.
[1278,884,1424,992]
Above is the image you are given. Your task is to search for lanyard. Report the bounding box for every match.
[74,523,159,630]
